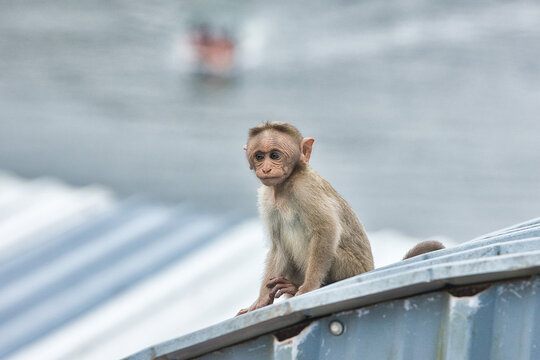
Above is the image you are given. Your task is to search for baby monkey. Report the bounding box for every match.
[237,122,374,315]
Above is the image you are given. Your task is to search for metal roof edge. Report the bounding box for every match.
[123,218,540,360]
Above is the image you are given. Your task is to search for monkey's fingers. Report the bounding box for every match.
[266,276,292,288]
[269,283,288,298]
[270,283,298,299]
[275,284,298,298]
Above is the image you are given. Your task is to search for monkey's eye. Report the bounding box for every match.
[270,151,281,160]
[255,153,265,161]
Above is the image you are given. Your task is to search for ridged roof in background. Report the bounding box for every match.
[0,171,246,360]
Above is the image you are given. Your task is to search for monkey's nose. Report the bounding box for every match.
[262,168,271,174]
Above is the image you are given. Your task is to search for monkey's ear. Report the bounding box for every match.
[244,144,254,169]
[300,138,315,164]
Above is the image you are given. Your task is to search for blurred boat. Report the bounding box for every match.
[189,24,235,77]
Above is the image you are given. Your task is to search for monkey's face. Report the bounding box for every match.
[246,130,301,186]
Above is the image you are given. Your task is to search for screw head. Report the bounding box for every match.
[329,320,344,336]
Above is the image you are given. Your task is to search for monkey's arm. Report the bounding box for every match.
[236,245,289,316]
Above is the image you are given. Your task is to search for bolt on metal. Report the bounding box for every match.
[328,320,344,336]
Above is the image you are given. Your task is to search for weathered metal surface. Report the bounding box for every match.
[123,217,540,360]
[198,277,540,360]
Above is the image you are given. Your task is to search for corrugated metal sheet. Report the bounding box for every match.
[125,217,540,360]
[0,172,241,359]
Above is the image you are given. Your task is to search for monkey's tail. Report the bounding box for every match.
[403,240,445,260]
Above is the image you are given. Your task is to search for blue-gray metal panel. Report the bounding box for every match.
[0,205,240,358]
[0,201,190,325]
[123,217,540,360]
[0,197,152,285]
[477,216,540,239]
[197,276,540,360]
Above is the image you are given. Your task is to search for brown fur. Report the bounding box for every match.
[237,122,373,315]
[248,121,303,144]
[403,240,445,260]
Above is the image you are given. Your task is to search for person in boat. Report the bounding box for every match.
[190,24,235,75]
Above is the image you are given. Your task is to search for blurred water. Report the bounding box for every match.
[1,0,539,240]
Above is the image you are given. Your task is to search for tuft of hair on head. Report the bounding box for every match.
[248,121,303,144]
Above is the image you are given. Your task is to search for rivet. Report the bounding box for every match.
[329,320,344,336]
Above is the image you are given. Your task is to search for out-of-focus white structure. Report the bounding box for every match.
[0,171,450,360]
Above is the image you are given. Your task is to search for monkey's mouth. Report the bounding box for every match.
[259,176,284,185]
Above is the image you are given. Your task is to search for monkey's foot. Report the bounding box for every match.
[235,308,249,316]
[235,296,274,317]
[296,281,321,296]
[267,277,299,299]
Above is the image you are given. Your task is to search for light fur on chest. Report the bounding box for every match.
[259,187,310,270]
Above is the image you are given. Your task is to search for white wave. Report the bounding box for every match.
[304,2,540,65]
[237,17,271,70]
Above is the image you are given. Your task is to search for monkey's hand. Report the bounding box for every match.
[267,277,299,299]
[296,281,321,296]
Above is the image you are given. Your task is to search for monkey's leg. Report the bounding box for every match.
[297,245,334,296]
[235,248,290,316]
[267,277,299,298]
